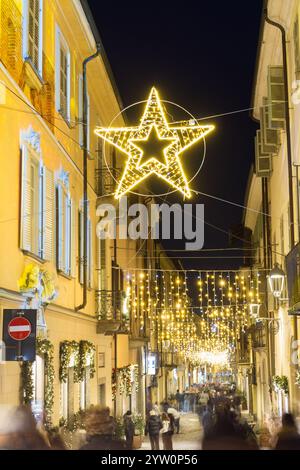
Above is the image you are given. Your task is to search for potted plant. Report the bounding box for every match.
[132,413,145,449]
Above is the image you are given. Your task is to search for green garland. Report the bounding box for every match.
[273,375,289,394]
[36,338,55,428]
[112,364,139,399]
[78,340,96,381]
[59,341,80,383]
[20,339,55,428]
[20,361,34,404]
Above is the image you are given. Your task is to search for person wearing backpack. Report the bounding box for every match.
[160,412,174,450]
[145,410,163,450]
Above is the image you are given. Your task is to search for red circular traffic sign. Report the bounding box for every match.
[8,317,31,341]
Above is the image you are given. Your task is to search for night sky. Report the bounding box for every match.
[88,0,263,270]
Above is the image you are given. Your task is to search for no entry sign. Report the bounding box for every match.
[8,316,31,341]
[2,309,37,361]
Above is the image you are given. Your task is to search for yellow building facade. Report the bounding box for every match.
[0,0,130,428]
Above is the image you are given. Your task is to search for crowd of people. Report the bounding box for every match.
[0,385,300,450]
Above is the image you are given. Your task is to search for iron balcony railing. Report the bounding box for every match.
[95,289,129,325]
[252,322,266,349]
[95,167,122,197]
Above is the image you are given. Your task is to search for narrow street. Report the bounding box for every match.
[141,413,203,451]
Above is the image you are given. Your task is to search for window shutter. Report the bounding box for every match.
[43,168,54,261]
[70,200,76,278]
[88,219,93,288]
[87,94,90,155]
[79,208,84,284]
[65,195,72,275]
[20,144,32,252]
[39,164,44,258]
[57,184,64,271]
[78,75,83,147]
[28,0,40,71]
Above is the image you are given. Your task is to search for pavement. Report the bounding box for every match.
[141,412,203,451]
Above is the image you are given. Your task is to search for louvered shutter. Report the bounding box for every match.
[57,184,65,271]
[70,201,76,277]
[78,75,83,147]
[20,144,32,251]
[87,94,91,155]
[88,219,93,288]
[79,208,84,284]
[65,195,72,275]
[42,168,54,260]
[28,0,40,71]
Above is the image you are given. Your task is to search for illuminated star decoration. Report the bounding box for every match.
[95,87,215,199]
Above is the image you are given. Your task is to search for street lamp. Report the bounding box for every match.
[268,263,285,299]
[249,303,261,319]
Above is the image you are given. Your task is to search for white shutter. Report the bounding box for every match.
[88,219,93,288]
[20,144,32,252]
[78,75,83,147]
[79,208,84,284]
[87,94,90,155]
[70,200,76,277]
[43,167,54,261]
[57,184,64,271]
[65,195,72,275]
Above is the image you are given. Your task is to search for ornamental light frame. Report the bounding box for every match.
[95,87,215,199]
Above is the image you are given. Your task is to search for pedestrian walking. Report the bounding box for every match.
[0,405,50,450]
[175,389,184,412]
[199,390,209,416]
[145,410,163,450]
[183,390,190,412]
[167,406,180,434]
[123,410,135,450]
[160,412,174,450]
[80,406,127,450]
[152,402,161,415]
[275,413,300,450]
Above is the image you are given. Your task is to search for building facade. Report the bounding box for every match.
[241,0,300,427]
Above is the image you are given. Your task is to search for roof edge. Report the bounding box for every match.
[79,0,125,114]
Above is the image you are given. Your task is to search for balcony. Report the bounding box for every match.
[96,290,129,335]
[95,167,120,198]
[252,321,266,349]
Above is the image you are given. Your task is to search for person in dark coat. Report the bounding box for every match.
[80,406,127,450]
[202,407,258,450]
[123,410,135,450]
[275,413,300,450]
[145,410,162,450]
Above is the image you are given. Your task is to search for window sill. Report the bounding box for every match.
[79,283,93,291]
[57,270,72,280]
[23,59,44,91]
[22,250,47,264]
[58,110,72,129]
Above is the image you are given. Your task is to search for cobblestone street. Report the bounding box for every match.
[141,413,203,451]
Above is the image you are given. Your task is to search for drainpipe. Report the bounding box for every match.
[76,45,101,312]
[264,7,298,345]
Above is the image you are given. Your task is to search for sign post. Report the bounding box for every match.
[2,309,37,361]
